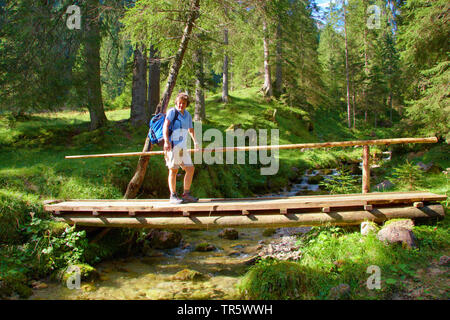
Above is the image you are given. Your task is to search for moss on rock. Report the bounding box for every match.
[262,229,276,237]
[53,263,99,284]
[172,269,209,282]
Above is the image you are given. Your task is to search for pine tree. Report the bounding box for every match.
[397,0,450,141]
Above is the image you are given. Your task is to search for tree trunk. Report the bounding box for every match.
[130,44,148,126]
[352,89,356,129]
[275,21,283,98]
[148,45,160,117]
[389,90,393,122]
[125,0,200,199]
[363,5,369,124]
[194,48,205,122]
[222,27,229,103]
[84,1,107,130]
[343,3,351,128]
[229,56,233,92]
[262,20,273,97]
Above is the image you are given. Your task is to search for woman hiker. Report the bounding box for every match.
[163,92,200,204]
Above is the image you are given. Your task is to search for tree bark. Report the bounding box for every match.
[130,44,148,127]
[363,2,369,123]
[262,20,273,97]
[343,3,351,128]
[194,48,205,122]
[222,27,229,103]
[352,88,356,129]
[125,0,200,199]
[389,90,393,122]
[148,45,160,117]
[275,21,283,98]
[84,1,107,130]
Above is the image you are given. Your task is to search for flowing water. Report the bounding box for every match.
[30,228,299,300]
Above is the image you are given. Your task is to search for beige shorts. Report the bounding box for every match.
[165,147,193,170]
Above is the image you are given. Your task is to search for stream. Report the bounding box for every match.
[30,152,392,300]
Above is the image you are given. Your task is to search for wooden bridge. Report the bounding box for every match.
[44,192,446,229]
[44,137,447,229]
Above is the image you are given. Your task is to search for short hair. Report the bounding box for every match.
[175,92,190,108]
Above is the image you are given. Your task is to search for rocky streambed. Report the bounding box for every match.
[29,226,312,300]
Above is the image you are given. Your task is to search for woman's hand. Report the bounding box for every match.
[164,141,171,153]
[193,141,200,152]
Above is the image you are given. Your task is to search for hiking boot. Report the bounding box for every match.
[170,193,185,205]
[182,191,198,203]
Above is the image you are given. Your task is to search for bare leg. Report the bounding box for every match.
[182,166,195,192]
[168,168,178,194]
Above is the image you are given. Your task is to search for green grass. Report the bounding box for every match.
[239,215,450,300]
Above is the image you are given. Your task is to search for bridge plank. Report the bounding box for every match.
[43,192,447,215]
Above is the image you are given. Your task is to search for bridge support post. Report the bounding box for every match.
[362,145,370,194]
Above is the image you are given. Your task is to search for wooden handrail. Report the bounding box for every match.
[65,136,439,195]
[65,137,438,159]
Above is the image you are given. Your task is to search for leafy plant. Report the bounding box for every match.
[22,217,88,274]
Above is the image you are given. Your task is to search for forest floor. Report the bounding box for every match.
[0,87,448,299]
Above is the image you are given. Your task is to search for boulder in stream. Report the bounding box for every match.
[172,269,209,282]
[146,229,182,249]
[53,263,100,284]
[194,243,216,252]
[218,228,239,240]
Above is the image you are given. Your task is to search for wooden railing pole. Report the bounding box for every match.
[362,145,370,194]
[65,137,439,160]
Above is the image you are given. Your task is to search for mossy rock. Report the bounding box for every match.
[262,228,276,237]
[194,243,216,252]
[53,263,99,284]
[218,228,239,240]
[147,229,183,249]
[383,219,414,230]
[172,269,209,282]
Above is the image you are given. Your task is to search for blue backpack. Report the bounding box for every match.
[148,108,180,147]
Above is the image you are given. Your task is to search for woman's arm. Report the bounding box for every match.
[188,128,199,150]
[163,118,171,152]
